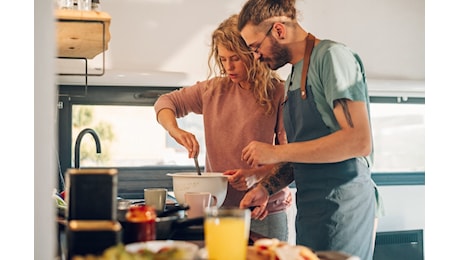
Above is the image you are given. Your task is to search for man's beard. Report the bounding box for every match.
[261,37,291,70]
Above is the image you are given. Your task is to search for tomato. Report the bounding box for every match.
[59,190,66,200]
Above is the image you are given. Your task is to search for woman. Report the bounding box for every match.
[153,14,292,241]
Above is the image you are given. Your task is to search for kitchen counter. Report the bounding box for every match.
[57,218,358,260]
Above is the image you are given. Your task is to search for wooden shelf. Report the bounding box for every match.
[55,9,111,59]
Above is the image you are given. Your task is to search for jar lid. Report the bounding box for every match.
[125,205,156,222]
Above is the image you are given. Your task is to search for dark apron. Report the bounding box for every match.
[283,34,375,260]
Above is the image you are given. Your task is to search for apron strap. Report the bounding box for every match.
[300,33,316,100]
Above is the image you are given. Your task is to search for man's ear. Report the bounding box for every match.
[272,22,286,40]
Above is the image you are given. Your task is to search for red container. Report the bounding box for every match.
[122,205,156,244]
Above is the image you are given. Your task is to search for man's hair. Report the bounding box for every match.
[237,0,297,31]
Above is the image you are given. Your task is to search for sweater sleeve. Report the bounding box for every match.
[153,81,205,120]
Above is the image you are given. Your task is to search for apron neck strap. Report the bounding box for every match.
[300,33,316,100]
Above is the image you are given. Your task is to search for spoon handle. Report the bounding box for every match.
[193,156,202,175]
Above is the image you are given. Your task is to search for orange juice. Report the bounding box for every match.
[204,208,250,260]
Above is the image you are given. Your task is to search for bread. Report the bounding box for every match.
[247,238,319,260]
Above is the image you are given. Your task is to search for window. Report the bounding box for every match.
[69,102,424,173]
[370,102,424,173]
[58,84,425,189]
[71,104,205,167]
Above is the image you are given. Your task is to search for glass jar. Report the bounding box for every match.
[123,205,156,244]
[91,0,100,10]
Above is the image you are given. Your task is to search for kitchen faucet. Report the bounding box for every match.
[74,128,102,168]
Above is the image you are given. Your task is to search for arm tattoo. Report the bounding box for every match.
[335,99,354,127]
[260,162,295,196]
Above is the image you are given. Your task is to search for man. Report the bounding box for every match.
[236,1,381,259]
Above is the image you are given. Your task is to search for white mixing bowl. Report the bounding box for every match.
[167,172,228,208]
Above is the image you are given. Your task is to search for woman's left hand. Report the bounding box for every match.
[224,169,258,191]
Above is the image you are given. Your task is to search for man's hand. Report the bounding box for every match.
[241,141,278,167]
[239,185,270,220]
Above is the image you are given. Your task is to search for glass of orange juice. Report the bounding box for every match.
[204,206,250,260]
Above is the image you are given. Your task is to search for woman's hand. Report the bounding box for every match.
[168,128,200,158]
[224,169,258,191]
[157,108,200,158]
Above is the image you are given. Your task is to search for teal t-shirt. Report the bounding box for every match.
[285,39,374,167]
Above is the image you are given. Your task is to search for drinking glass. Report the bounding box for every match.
[204,207,250,260]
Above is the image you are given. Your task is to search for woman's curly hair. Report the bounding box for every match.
[207,14,283,115]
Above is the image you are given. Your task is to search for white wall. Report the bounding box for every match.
[377,186,425,231]
[59,0,424,87]
[35,1,57,259]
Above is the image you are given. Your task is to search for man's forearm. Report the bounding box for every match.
[260,162,294,196]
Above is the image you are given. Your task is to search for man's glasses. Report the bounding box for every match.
[250,24,274,54]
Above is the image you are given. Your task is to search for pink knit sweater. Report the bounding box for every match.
[154,78,292,213]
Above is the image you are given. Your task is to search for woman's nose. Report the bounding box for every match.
[225,62,234,71]
[253,52,262,60]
